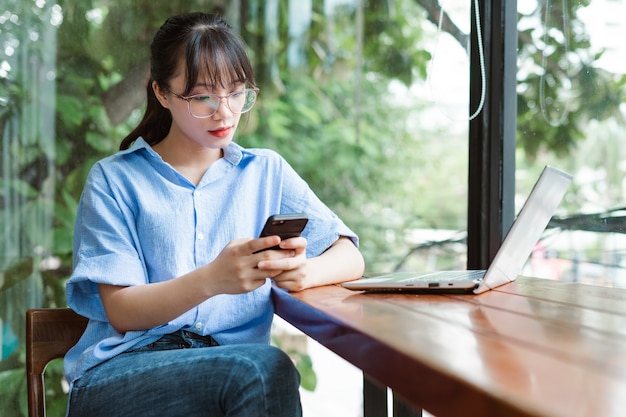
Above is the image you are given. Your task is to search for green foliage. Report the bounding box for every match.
[293,352,317,392]
[0,367,27,417]
[516,0,626,160]
[271,333,317,392]
[362,0,431,85]
[0,356,68,417]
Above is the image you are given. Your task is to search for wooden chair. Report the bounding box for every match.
[26,308,88,417]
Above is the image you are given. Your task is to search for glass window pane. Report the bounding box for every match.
[517,0,626,288]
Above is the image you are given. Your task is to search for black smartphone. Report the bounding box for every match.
[257,213,309,251]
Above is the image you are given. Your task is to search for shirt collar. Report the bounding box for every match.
[222,141,243,166]
[127,137,244,167]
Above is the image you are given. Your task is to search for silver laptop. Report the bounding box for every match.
[342,165,573,294]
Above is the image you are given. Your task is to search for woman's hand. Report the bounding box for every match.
[262,236,365,292]
[257,236,309,291]
[206,236,297,294]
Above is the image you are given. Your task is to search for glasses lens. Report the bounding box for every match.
[187,90,257,118]
[228,90,257,114]
[189,96,220,118]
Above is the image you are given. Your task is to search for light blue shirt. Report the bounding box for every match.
[64,137,358,386]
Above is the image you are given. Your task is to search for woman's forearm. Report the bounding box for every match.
[98,266,216,333]
[304,237,365,289]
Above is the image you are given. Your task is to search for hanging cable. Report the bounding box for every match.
[539,0,572,127]
[427,0,486,121]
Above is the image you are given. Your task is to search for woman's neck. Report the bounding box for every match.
[153,136,224,186]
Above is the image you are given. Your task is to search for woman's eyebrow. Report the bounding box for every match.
[193,80,247,90]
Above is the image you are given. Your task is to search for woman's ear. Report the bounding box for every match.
[152,81,170,109]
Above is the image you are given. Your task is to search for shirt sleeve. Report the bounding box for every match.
[275,155,359,257]
[67,162,148,321]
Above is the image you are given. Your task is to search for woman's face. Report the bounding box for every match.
[156,64,245,150]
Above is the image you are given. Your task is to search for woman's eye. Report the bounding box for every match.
[192,96,217,105]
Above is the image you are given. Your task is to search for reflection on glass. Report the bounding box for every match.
[517,0,626,288]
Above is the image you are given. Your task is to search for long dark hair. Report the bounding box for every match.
[120,12,256,150]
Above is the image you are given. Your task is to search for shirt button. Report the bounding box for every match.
[195,322,203,330]
[197,233,205,240]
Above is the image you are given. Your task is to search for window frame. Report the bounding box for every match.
[467,0,518,268]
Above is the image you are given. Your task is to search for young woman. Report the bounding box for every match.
[64,12,364,417]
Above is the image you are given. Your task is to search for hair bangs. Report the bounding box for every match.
[183,26,254,93]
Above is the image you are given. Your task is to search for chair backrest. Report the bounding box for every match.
[26,308,88,417]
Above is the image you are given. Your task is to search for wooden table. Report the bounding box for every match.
[272,276,626,417]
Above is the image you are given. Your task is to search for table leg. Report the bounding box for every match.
[393,393,423,417]
[363,373,387,417]
[363,374,423,417]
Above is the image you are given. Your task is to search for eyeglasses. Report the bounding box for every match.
[166,87,259,118]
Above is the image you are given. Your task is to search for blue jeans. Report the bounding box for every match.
[67,331,302,416]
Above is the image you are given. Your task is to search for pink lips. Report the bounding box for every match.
[209,127,232,138]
